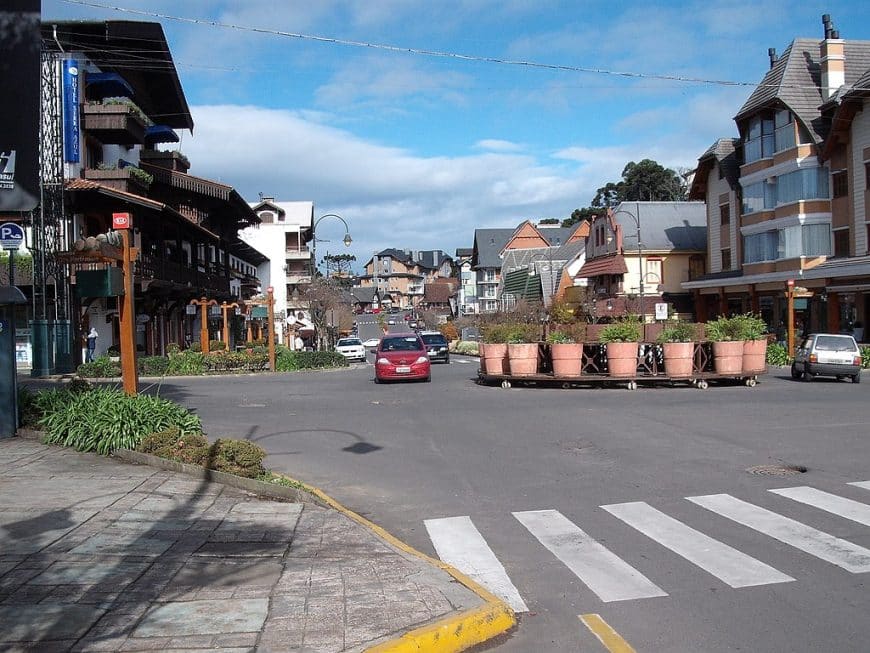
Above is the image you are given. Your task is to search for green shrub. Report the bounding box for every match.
[209,339,227,352]
[656,321,697,344]
[210,439,266,478]
[503,323,540,344]
[76,355,121,378]
[766,342,792,366]
[276,350,348,371]
[599,318,641,343]
[138,426,182,457]
[547,330,574,344]
[705,315,744,342]
[861,346,870,370]
[166,350,204,376]
[166,343,181,355]
[39,388,202,455]
[17,386,42,427]
[454,340,480,355]
[188,341,202,352]
[170,433,211,465]
[734,313,768,340]
[138,356,169,376]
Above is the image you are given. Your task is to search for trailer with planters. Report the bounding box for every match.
[476,340,767,390]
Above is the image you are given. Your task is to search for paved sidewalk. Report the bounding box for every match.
[0,438,506,652]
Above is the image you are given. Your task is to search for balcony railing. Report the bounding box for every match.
[136,253,229,294]
[81,102,147,145]
[286,274,312,284]
[285,246,311,259]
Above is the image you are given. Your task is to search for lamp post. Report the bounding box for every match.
[612,204,644,322]
[311,213,352,278]
[189,297,218,353]
[220,301,239,348]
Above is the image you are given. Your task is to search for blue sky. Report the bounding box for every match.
[45,0,870,269]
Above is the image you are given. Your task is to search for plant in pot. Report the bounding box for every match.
[546,324,586,378]
[599,318,641,377]
[705,315,744,374]
[481,324,510,375]
[656,321,697,378]
[506,323,541,376]
[736,313,768,374]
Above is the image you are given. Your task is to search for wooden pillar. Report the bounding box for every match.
[119,228,139,396]
[718,290,728,317]
[749,286,759,314]
[694,290,708,323]
[827,292,841,334]
[787,281,795,358]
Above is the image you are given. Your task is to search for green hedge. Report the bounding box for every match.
[276,349,349,371]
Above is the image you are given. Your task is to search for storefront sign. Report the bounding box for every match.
[62,59,80,163]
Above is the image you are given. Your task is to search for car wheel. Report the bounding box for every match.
[424,375,431,382]
[853,372,861,384]
[790,364,801,380]
[374,377,381,384]
[802,370,813,382]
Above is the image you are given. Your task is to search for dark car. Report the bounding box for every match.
[374,333,431,383]
[420,331,450,363]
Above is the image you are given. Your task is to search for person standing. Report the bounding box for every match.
[294,334,303,351]
[86,327,98,362]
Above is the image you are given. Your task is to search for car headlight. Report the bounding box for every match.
[415,356,429,364]
[377,358,390,365]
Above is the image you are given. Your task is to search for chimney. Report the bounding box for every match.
[820,14,845,101]
[768,48,777,69]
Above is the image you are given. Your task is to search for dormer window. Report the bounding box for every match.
[259,211,274,223]
[744,114,775,163]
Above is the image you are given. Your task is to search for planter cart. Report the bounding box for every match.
[476,342,765,390]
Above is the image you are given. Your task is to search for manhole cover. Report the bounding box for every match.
[746,464,807,476]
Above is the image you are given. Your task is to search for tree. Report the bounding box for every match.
[538,217,560,225]
[321,253,356,286]
[562,207,599,228]
[592,159,686,207]
[298,278,346,350]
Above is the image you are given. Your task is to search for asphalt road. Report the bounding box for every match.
[153,360,870,653]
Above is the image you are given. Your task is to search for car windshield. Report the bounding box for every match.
[815,335,857,352]
[380,336,424,352]
[337,339,361,346]
[421,334,447,345]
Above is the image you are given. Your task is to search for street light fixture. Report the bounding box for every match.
[611,204,645,321]
[311,213,352,278]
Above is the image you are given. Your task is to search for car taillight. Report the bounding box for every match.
[854,356,862,366]
[809,354,818,363]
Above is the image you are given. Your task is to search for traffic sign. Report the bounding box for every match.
[112,212,131,229]
[0,222,25,250]
[787,279,795,287]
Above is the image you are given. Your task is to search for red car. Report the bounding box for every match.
[374,333,431,383]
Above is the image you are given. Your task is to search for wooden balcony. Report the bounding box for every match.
[81,102,147,145]
[136,253,229,294]
[82,167,152,194]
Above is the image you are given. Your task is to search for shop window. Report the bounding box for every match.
[832,170,848,199]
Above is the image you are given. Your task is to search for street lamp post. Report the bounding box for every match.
[612,205,644,322]
[311,214,352,278]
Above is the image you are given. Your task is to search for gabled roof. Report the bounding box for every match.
[612,202,707,252]
[423,280,457,304]
[735,38,870,143]
[500,220,550,254]
[471,228,514,269]
[247,200,314,229]
[455,247,474,258]
[43,21,193,131]
[689,138,740,199]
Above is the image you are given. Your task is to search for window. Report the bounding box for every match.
[744,115,775,163]
[721,248,731,271]
[777,168,829,204]
[259,211,274,222]
[774,109,795,152]
[743,225,831,263]
[832,171,848,198]
[833,229,850,257]
[741,180,776,214]
[743,232,778,263]
[719,204,730,225]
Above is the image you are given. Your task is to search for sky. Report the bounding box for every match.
[43,0,870,271]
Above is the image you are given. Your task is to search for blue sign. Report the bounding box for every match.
[62,59,80,163]
[0,222,25,250]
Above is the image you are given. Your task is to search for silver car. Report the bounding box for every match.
[791,333,862,383]
[335,337,366,362]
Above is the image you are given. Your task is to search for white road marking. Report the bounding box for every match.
[513,509,667,602]
[424,515,528,613]
[849,481,870,492]
[770,486,870,528]
[602,501,794,588]
[687,493,870,573]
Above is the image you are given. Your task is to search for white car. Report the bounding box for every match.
[334,337,366,362]
[362,338,381,348]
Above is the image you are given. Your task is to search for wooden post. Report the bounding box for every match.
[189,297,216,353]
[827,291,840,334]
[246,319,253,344]
[267,287,276,372]
[221,301,238,349]
[787,280,795,358]
[118,228,139,396]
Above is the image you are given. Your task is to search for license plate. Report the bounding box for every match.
[396,366,411,373]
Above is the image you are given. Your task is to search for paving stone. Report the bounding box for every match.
[29,560,150,585]
[133,599,269,637]
[0,603,105,642]
[194,541,289,557]
[69,532,175,556]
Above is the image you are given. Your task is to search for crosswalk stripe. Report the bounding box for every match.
[513,509,667,603]
[601,501,794,588]
[687,493,870,573]
[848,481,870,492]
[770,486,870,528]
[424,515,528,613]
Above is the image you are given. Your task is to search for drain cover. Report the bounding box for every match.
[746,464,807,476]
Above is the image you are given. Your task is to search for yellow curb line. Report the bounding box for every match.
[276,473,517,652]
[580,614,636,653]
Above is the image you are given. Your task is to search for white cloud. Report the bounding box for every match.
[474,139,524,152]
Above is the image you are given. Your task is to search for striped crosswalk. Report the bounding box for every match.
[422,481,870,613]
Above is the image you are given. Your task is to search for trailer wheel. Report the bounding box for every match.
[627,381,638,391]
[697,380,709,390]
[745,377,757,387]
[501,380,512,389]
[562,382,572,390]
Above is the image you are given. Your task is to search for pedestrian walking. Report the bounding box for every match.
[85,327,98,362]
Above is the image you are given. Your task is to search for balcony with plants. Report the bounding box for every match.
[81,98,153,145]
[83,162,154,194]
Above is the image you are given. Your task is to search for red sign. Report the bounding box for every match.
[266,286,274,294]
[112,212,131,229]
[787,279,795,287]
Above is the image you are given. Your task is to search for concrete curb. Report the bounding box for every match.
[13,431,517,651]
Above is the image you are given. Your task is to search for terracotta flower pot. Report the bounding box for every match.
[508,343,539,376]
[742,339,768,374]
[478,342,487,373]
[483,343,509,375]
[606,342,639,377]
[712,341,744,374]
[662,342,694,378]
[550,343,583,377]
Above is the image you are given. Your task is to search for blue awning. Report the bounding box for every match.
[145,124,180,145]
[85,72,134,99]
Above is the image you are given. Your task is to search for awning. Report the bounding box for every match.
[145,124,180,145]
[86,72,134,99]
[575,254,628,278]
